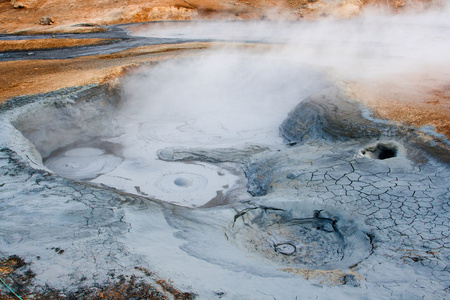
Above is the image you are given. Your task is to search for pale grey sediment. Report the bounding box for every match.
[154,84,450,296]
[157,145,269,164]
[0,80,449,299]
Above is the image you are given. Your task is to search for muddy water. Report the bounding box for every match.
[0,25,207,61]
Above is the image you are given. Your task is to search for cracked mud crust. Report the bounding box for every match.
[0,149,196,300]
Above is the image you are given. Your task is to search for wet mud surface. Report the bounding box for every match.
[1,78,449,299]
[0,21,293,63]
[229,206,372,269]
[0,25,210,62]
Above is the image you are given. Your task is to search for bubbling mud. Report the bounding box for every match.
[229,206,372,270]
[156,173,206,193]
[44,147,122,180]
[173,176,194,187]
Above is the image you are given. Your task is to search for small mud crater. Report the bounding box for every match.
[174,176,194,187]
[229,206,372,270]
[274,242,297,255]
[44,141,123,180]
[156,173,207,193]
[361,142,398,160]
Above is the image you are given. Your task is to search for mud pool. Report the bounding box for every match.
[1,17,450,300]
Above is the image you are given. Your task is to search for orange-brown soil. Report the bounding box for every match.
[0,42,211,101]
[0,0,346,34]
[0,38,112,52]
[0,0,442,34]
[345,68,450,138]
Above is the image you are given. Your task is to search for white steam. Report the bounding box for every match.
[100,6,450,206]
[122,5,450,145]
[131,4,450,80]
[107,52,327,206]
[42,6,450,207]
[120,53,327,149]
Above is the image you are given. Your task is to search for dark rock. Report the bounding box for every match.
[39,16,54,25]
[279,87,382,145]
[342,274,360,287]
[244,159,276,196]
[12,1,25,9]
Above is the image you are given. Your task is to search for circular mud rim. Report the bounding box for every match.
[228,205,373,270]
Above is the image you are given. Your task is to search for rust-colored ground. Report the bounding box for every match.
[0,0,440,34]
[345,68,450,138]
[0,42,211,101]
[0,38,112,52]
[0,0,353,34]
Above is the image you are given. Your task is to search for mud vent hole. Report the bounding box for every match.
[361,142,398,160]
[229,207,372,269]
[275,242,297,255]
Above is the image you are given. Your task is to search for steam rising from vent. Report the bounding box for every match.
[119,54,328,149]
[101,54,329,206]
[131,5,450,81]
[361,142,398,160]
[35,4,450,207]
